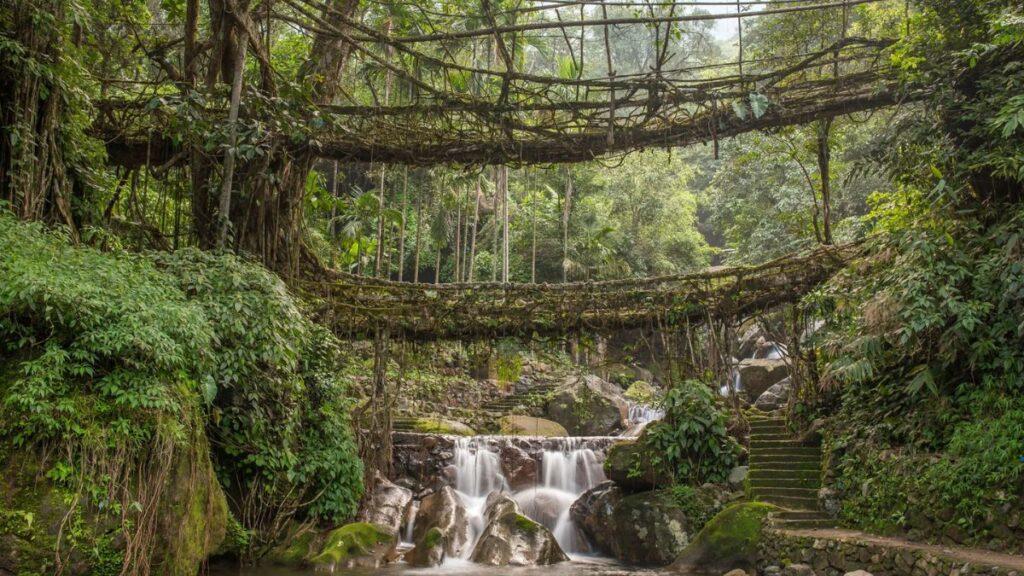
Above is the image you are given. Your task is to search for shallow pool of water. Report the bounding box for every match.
[209,556,660,576]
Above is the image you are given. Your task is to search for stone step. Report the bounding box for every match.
[773,510,829,520]
[757,430,794,438]
[756,494,819,510]
[749,476,821,489]
[750,486,819,499]
[749,446,821,456]
[749,419,786,427]
[750,469,820,481]
[750,439,811,449]
[772,518,836,529]
[753,457,823,467]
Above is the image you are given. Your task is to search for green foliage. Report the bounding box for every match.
[642,380,740,485]
[0,214,362,540]
[152,249,363,525]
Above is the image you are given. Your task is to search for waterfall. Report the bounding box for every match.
[623,403,665,436]
[449,436,612,558]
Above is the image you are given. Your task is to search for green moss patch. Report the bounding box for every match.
[499,415,567,437]
[672,501,777,573]
[412,418,476,436]
[310,522,395,566]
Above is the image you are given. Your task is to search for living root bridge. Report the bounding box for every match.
[302,243,861,341]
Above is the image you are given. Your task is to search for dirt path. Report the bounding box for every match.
[780,528,1024,572]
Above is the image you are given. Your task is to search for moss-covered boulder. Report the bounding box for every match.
[577,483,712,565]
[603,439,672,492]
[309,522,397,568]
[545,375,627,436]
[470,512,568,566]
[624,381,659,404]
[499,415,568,437]
[411,486,470,557]
[411,417,476,436]
[671,501,777,573]
[265,527,320,566]
[405,526,446,567]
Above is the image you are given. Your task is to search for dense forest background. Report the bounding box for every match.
[2,0,1023,574]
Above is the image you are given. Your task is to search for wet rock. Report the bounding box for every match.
[412,486,471,558]
[737,324,767,358]
[498,443,539,489]
[570,481,623,553]
[499,415,568,437]
[753,377,792,412]
[545,375,627,436]
[358,471,413,535]
[405,527,446,567]
[484,491,522,524]
[603,438,671,492]
[736,359,789,402]
[723,569,749,576]
[309,523,397,569]
[574,486,710,566]
[470,512,568,566]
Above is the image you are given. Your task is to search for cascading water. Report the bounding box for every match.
[448,436,612,559]
[623,403,665,436]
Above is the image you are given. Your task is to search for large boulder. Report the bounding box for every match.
[753,377,792,412]
[358,471,413,534]
[411,486,471,558]
[498,443,539,490]
[603,439,671,492]
[499,415,568,437]
[672,502,777,573]
[545,375,627,436]
[735,359,789,402]
[470,512,568,566]
[410,417,476,436]
[569,481,623,553]
[574,486,715,566]
[484,491,522,524]
[309,523,397,569]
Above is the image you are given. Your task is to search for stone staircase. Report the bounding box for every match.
[480,382,560,416]
[748,414,835,530]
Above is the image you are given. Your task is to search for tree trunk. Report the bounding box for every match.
[397,168,408,281]
[413,187,422,283]
[562,168,574,283]
[375,165,387,277]
[454,191,462,283]
[468,179,481,282]
[217,25,248,250]
[816,119,834,245]
[1,0,78,236]
[501,166,510,282]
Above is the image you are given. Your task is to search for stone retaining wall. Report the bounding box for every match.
[759,529,1021,576]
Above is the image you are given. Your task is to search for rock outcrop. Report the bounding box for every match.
[499,415,568,437]
[736,359,789,401]
[470,504,568,566]
[405,527,446,567]
[603,438,671,492]
[410,486,471,558]
[309,523,398,568]
[545,375,627,436]
[754,377,792,412]
[673,502,777,573]
[569,481,623,552]
[358,472,413,534]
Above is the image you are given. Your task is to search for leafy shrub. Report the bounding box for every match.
[0,214,362,540]
[642,380,740,484]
